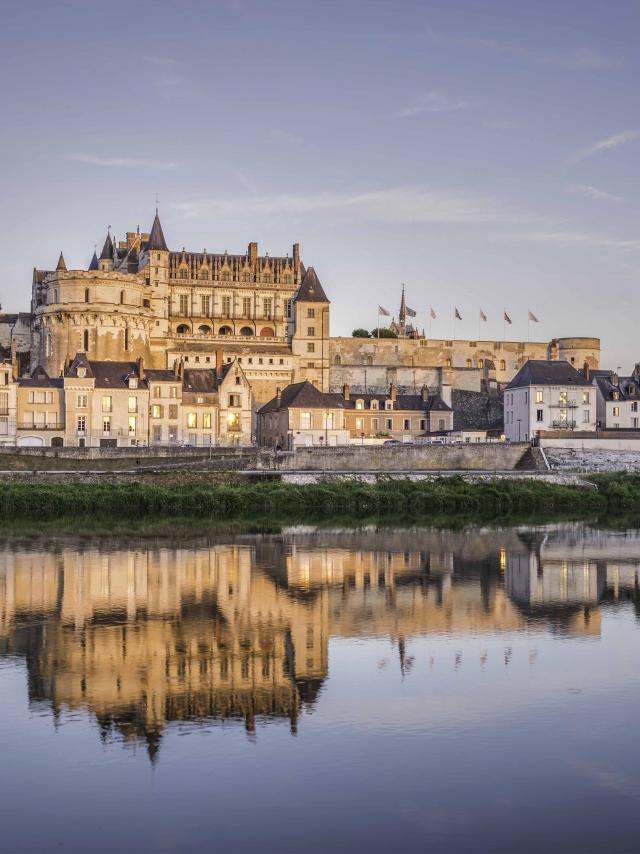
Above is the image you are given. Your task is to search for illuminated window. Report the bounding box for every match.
[203,413,212,429]
[102,416,111,434]
[128,396,137,413]
[300,411,312,429]
[187,412,197,428]
[102,396,112,412]
[128,416,136,435]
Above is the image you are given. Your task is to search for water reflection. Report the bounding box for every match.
[1,524,639,761]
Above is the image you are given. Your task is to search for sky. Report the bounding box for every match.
[0,0,638,369]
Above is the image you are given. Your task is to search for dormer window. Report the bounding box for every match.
[385,400,393,411]
[355,399,364,410]
[371,400,379,410]
[129,377,138,389]
[77,367,86,378]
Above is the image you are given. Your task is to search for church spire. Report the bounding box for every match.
[399,284,406,325]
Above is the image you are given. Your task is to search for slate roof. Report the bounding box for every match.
[183,368,218,394]
[99,233,114,261]
[87,361,139,388]
[295,267,329,303]
[56,252,67,272]
[148,212,168,252]
[340,392,451,412]
[19,366,63,389]
[88,251,99,271]
[506,360,592,389]
[145,369,179,383]
[260,381,340,414]
[594,374,640,402]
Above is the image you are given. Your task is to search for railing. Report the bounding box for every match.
[171,332,287,343]
[551,420,576,429]
[18,423,65,430]
[548,401,578,408]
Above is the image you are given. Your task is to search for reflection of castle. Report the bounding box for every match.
[2,525,638,760]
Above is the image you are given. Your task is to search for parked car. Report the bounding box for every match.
[383,439,401,446]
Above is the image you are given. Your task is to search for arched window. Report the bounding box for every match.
[239,326,254,336]
[260,327,275,338]
[466,358,472,368]
[84,288,90,304]
[334,354,341,366]
[198,324,211,335]
[176,324,190,334]
[478,358,484,369]
[219,325,232,336]
[366,355,373,366]
[120,290,125,305]
[446,358,452,368]
[83,329,89,351]
[500,359,506,371]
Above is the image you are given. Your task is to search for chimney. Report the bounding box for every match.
[421,384,429,402]
[216,349,225,372]
[583,361,590,382]
[10,339,18,381]
[178,359,185,381]
[276,387,282,406]
[173,358,180,378]
[390,383,397,402]
[292,242,300,273]
[137,356,145,381]
[248,242,258,266]
[343,383,350,401]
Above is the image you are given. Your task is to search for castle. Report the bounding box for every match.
[0,210,600,410]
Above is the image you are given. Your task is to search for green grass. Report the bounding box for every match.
[1,475,628,522]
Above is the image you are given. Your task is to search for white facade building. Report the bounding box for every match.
[0,360,17,447]
[593,370,640,430]
[503,360,596,442]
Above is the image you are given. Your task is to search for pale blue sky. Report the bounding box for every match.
[1,1,638,368]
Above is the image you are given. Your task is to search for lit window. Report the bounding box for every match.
[355,417,364,431]
[76,394,87,408]
[300,411,312,429]
[203,413,212,429]
[128,416,137,435]
[187,413,197,428]
[102,416,111,434]
[128,396,137,413]
[536,390,543,403]
[102,395,112,412]
[152,405,162,418]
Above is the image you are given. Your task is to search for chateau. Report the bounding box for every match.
[0,210,601,447]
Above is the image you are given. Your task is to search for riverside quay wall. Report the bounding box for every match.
[276,443,532,472]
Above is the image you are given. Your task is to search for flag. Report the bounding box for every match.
[378,305,390,316]
[480,308,487,322]
[455,307,462,320]
[504,311,512,324]
[429,306,436,319]
[406,306,417,318]
[528,310,539,322]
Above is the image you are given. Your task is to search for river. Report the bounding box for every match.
[1,522,639,853]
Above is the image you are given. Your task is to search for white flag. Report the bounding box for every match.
[455,307,462,321]
[429,306,436,319]
[378,305,390,316]
[504,311,512,324]
[528,309,539,322]
[480,308,487,322]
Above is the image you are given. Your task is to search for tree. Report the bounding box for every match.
[352,328,371,338]
[371,328,398,339]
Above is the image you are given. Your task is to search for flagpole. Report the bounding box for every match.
[377,307,380,339]
[503,307,506,342]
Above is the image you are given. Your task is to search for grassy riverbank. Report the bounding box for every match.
[2,474,640,521]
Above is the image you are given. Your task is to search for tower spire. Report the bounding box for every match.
[399,284,406,326]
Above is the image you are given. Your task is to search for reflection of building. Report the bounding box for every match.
[2,524,639,760]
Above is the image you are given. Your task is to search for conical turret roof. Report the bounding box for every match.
[99,232,114,261]
[56,252,67,271]
[148,211,168,251]
[88,251,99,271]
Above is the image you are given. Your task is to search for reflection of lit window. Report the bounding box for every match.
[500,548,507,570]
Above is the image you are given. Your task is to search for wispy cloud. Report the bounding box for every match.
[427,30,619,71]
[268,128,302,145]
[570,130,640,162]
[174,185,530,226]
[495,230,640,252]
[569,184,624,203]
[66,153,181,170]
[398,91,469,118]
[484,120,515,131]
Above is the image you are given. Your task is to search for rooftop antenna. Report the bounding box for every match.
[155,192,159,214]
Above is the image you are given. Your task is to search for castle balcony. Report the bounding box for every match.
[170,331,288,344]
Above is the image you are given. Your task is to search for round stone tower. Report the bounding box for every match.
[551,337,601,370]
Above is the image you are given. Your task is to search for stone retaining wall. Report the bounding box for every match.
[276,443,529,472]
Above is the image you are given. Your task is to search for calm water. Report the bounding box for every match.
[1,523,640,854]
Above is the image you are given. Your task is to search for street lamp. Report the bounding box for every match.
[517,418,521,442]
